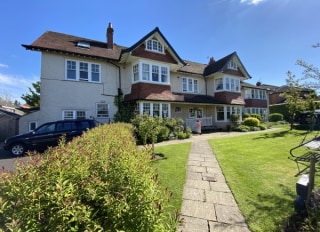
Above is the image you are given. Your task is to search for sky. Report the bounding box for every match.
[0,0,319,103]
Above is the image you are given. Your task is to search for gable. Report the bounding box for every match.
[120,27,185,66]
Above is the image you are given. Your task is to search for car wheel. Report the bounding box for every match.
[10,143,26,156]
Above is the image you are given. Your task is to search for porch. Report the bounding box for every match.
[185,117,213,132]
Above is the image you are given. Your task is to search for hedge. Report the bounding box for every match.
[0,123,171,231]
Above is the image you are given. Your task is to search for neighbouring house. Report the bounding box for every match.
[19,23,269,134]
[0,106,23,141]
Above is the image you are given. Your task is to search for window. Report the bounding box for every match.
[215,78,223,90]
[133,64,139,81]
[228,60,238,70]
[91,64,100,82]
[142,63,150,81]
[215,77,240,92]
[244,89,267,99]
[132,62,170,84]
[138,102,170,118]
[146,38,164,53]
[153,103,160,117]
[79,62,88,81]
[182,77,199,93]
[152,65,159,82]
[29,121,37,132]
[65,59,100,82]
[217,106,225,121]
[63,110,86,120]
[216,106,242,122]
[161,67,168,83]
[67,60,76,80]
[143,103,151,115]
[96,103,109,118]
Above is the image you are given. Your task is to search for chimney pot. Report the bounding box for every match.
[208,57,215,65]
[107,22,114,49]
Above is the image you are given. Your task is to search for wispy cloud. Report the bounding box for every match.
[240,0,265,5]
[0,63,9,68]
[0,72,39,102]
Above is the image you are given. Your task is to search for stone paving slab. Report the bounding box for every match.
[180,199,216,221]
[178,139,251,231]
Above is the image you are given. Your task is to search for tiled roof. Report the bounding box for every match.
[178,60,207,75]
[22,31,124,61]
[204,52,234,76]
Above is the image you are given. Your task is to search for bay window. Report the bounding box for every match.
[132,61,170,84]
[215,77,240,92]
[138,102,170,118]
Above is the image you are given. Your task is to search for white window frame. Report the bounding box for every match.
[228,60,238,70]
[146,38,164,53]
[96,103,109,118]
[215,76,240,93]
[188,108,203,118]
[65,59,101,83]
[28,121,37,132]
[182,77,199,93]
[244,88,267,99]
[62,110,86,120]
[138,102,171,118]
[132,61,170,84]
[216,105,242,122]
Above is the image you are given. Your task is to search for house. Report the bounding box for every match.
[20,23,268,134]
[0,106,23,141]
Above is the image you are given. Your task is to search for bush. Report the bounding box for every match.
[0,123,171,231]
[242,117,260,127]
[259,124,267,130]
[242,112,250,119]
[250,114,262,122]
[269,113,284,122]
[233,125,250,132]
[230,114,241,128]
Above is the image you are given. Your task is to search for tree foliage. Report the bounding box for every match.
[21,81,40,107]
[280,71,314,130]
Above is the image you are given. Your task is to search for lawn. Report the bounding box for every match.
[151,126,320,231]
[208,126,320,231]
[153,143,191,228]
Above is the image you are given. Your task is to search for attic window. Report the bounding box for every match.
[77,41,90,49]
[228,60,238,70]
[146,38,164,53]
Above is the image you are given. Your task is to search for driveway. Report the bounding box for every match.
[0,142,29,172]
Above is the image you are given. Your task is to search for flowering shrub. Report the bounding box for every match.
[0,123,171,231]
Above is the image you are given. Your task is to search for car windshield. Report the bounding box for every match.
[35,123,56,134]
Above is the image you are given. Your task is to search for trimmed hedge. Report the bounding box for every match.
[0,123,171,231]
[269,113,284,122]
[242,117,260,127]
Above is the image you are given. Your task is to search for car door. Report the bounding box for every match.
[29,122,57,150]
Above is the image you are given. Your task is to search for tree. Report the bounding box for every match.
[21,81,40,107]
[280,71,314,130]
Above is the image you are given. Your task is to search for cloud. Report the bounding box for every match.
[0,63,9,68]
[240,0,265,5]
[0,72,39,103]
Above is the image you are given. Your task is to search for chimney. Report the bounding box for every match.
[208,57,215,65]
[107,22,114,49]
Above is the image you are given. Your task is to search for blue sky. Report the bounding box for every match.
[0,0,319,103]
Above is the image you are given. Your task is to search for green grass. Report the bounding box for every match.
[208,126,320,231]
[153,143,191,224]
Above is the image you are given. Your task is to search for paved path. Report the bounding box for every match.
[156,130,281,232]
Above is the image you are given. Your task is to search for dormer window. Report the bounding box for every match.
[228,60,238,70]
[77,41,90,49]
[146,38,164,53]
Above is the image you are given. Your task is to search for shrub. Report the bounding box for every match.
[242,112,250,119]
[230,114,241,128]
[242,117,260,127]
[259,124,267,130]
[233,125,250,132]
[269,113,284,122]
[0,123,171,231]
[250,114,262,122]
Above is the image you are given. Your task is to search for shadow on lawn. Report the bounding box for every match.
[245,183,296,231]
[253,129,309,140]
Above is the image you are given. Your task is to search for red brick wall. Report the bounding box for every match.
[131,44,178,64]
[245,99,268,108]
[214,92,245,105]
